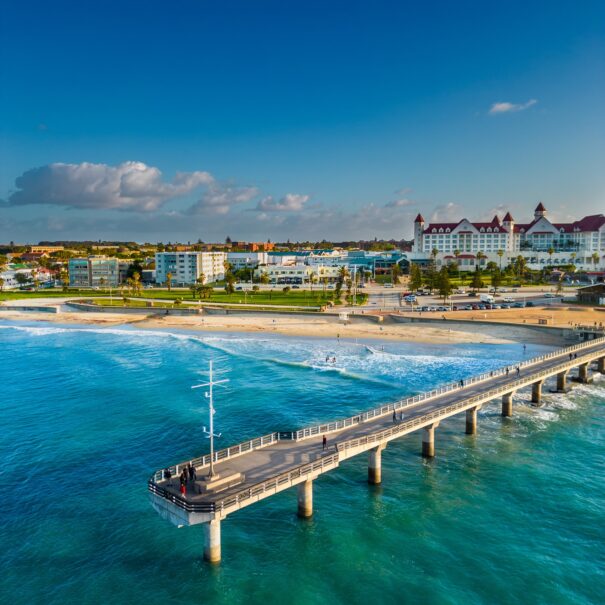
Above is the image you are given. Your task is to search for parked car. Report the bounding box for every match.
[500,304,510,309]
[512,302,525,308]
[503,296,514,303]
[544,293,556,298]
[526,301,535,307]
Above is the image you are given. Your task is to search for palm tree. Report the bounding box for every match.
[132,271,141,296]
[197,273,206,286]
[547,247,555,265]
[497,249,504,270]
[454,249,461,283]
[592,252,600,267]
[0,277,4,291]
[166,272,172,291]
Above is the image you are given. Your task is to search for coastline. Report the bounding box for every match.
[0,308,564,346]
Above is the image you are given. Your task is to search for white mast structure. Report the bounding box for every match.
[191,360,228,479]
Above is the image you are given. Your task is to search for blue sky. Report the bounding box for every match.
[1,0,604,243]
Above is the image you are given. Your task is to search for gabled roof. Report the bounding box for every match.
[502,212,514,222]
[414,213,425,223]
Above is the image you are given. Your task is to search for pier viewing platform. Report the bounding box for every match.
[149,335,605,563]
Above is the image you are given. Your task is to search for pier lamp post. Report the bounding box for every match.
[192,360,229,479]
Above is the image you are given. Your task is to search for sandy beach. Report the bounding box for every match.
[0,304,577,345]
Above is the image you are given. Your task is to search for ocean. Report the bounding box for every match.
[0,320,603,605]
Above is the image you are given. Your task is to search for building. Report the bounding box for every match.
[412,204,605,269]
[155,251,226,285]
[68,256,120,287]
[227,252,269,270]
[576,284,605,306]
[29,245,64,254]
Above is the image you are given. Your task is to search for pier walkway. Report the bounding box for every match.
[149,335,605,562]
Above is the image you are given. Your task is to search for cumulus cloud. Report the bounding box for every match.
[6,161,214,212]
[429,202,464,222]
[385,198,413,208]
[488,99,537,115]
[255,193,309,212]
[188,183,259,215]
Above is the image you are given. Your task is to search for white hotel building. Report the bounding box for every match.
[412,203,605,270]
[155,251,226,285]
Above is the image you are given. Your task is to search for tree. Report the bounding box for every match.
[592,252,600,267]
[491,268,503,289]
[131,272,142,296]
[471,266,483,292]
[409,263,422,291]
[197,273,206,286]
[547,247,555,265]
[391,262,401,284]
[15,272,30,285]
[514,255,526,280]
[259,272,270,285]
[437,266,452,302]
[0,277,4,291]
[166,272,173,291]
[497,249,504,270]
[282,286,291,293]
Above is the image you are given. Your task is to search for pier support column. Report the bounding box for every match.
[465,405,481,435]
[556,370,569,392]
[203,520,221,564]
[297,479,313,518]
[368,444,386,485]
[502,392,514,417]
[578,363,589,384]
[531,380,544,404]
[598,357,605,374]
[422,423,438,458]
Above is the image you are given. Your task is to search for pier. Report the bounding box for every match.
[148,336,605,563]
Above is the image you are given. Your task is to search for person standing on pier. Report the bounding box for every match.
[188,462,196,483]
[322,435,327,450]
[393,410,397,423]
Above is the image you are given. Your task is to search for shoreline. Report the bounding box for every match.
[0,308,565,346]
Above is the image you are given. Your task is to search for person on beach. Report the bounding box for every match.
[188,462,196,482]
[322,435,327,450]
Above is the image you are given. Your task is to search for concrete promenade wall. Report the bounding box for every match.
[66,301,202,316]
[0,305,59,313]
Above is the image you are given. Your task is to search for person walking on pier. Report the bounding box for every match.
[569,353,573,361]
[393,410,397,423]
[188,462,196,483]
[164,468,172,485]
[322,435,327,450]
[506,367,510,376]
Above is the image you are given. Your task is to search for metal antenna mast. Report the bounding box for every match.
[192,360,229,478]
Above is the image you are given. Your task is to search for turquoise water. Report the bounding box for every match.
[0,320,603,605]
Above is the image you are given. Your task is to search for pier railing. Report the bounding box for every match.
[151,335,605,481]
[149,451,340,514]
[151,432,280,482]
[289,335,605,442]
[336,349,604,456]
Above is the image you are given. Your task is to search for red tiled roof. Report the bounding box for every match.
[414,213,425,223]
[503,212,514,222]
[535,202,546,211]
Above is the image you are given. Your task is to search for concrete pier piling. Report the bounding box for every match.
[531,380,544,404]
[368,444,386,484]
[578,363,589,383]
[422,424,438,458]
[556,370,569,392]
[598,357,605,374]
[502,392,514,417]
[465,406,480,435]
[203,520,221,563]
[297,479,313,518]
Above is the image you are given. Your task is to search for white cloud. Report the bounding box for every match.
[188,183,259,215]
[255,193,310,212]
[385,198,413,208]
[429,202,464,222]
[7,161,214,212]
[488,99,537,115]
